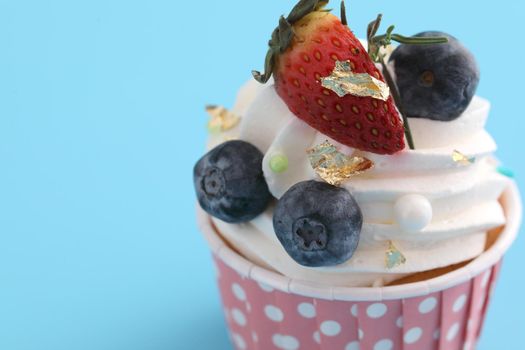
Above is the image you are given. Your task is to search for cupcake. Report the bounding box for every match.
[194,1,522,349]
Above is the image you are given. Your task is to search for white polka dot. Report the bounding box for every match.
[477,292,486,310]
[453,294,467,313]
[404,327,422,344]
[367,303,388,318]
[297,302,316,318]
[313,331,321,344]
[463,341,472,350]
[265,305,284,322]
[252,331,258,343]
[272,334,300,350]
[358,329,364,340]
[481,270,491,288]
[320,320,341,336]
[374,339,393,350]
[396,316,403,328]
[433,329,441,340]
[447,322,460,341]
[345,341,360,350]
[419,297,437,314]
[231,308,246,326]
[232,333,246,349]
[258,281,274,292]
[351,304,358,317]
[231,283,246,301]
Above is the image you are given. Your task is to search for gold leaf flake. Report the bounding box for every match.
[206,105,241,133]
[307,140,373,186]
[385,241,406,269]
[320,60,390,101]
[452,150,475,166]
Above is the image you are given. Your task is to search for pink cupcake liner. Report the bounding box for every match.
[197,183,521,350]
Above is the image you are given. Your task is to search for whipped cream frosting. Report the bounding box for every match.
[207,70,509,287]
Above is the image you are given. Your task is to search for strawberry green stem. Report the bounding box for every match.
[373,33,448,45]
[366,14,448,150]
[366,14,448,62]
[340,1,347,26]
[253,0,329,83]
[380,59,415,150]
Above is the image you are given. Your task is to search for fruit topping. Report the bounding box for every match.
[193,140,272,223]
[390,31,480,121]
[253,0,406,154]
[273,180,362,267]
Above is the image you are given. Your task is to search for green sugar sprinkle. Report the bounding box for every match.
[269,153,289,173]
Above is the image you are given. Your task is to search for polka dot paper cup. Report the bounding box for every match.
[197,183,521,350]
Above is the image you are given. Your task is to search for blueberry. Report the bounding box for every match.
[273,180,362,267]
[193,140,272,223]
[390,31,480,121]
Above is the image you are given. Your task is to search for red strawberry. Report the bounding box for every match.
[253,0,405,155]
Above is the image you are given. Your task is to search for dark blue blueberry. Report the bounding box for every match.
[273,180,362,267]
[193,140,272,223]
[390,31,479,121]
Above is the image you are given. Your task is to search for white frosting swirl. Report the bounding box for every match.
[208,77,509,287]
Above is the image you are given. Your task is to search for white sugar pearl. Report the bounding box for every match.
[394,194,433,232]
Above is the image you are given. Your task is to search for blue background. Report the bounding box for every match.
[0,0,523,349]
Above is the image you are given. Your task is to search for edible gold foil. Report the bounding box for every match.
[452,149,475,165]
[385,241,406,269]
[320,60,390,101]
[206,105,241,133]
[307,140,373,186]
